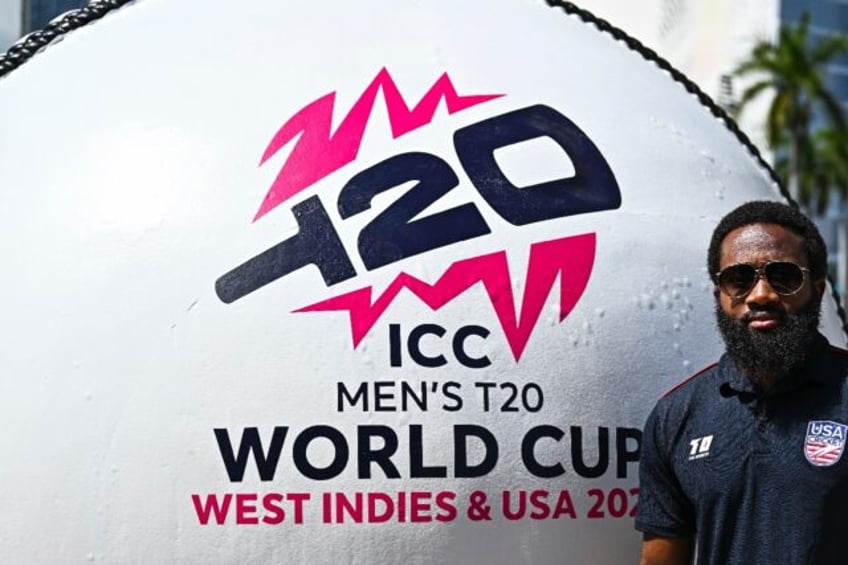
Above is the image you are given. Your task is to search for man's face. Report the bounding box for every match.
[717,223,824,324]
[715,222,826,386]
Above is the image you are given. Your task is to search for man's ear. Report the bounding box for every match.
[815,278,826,298]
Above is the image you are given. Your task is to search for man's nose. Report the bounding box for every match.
[745,276,781,305]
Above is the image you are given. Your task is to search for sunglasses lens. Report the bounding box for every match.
[764,262,805,294]
[717,262,806,297]
[718,264,757,297]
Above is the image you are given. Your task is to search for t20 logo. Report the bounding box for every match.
[215,70,621,360]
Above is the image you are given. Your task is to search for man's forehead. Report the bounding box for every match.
[720,222,806,263]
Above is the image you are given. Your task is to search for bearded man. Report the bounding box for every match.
[635,201,848,565]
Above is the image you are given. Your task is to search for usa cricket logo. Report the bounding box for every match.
[804,421,848,467]
[215,68,621,360]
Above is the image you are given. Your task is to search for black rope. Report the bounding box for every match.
[546,0,848,336]
[0,0,134,78]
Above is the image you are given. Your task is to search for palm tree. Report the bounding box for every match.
[733,13,848,207]
[773,127,848,214]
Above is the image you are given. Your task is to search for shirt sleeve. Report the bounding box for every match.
[634,399,696,538]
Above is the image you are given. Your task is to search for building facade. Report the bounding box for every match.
[782,0,848,112]
[0,0,20,51]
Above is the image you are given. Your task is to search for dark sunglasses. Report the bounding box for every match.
[715,261,809,298]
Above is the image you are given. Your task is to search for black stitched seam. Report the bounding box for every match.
[0,0,134,77]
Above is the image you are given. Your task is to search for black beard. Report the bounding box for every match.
[715,296,821,390]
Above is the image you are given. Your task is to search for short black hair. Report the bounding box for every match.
[707,200,828,283]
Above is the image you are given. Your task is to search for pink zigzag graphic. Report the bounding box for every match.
[295,234,596,361]
[254,68,504,221]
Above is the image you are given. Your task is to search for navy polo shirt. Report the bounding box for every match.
[636,334,848,565]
